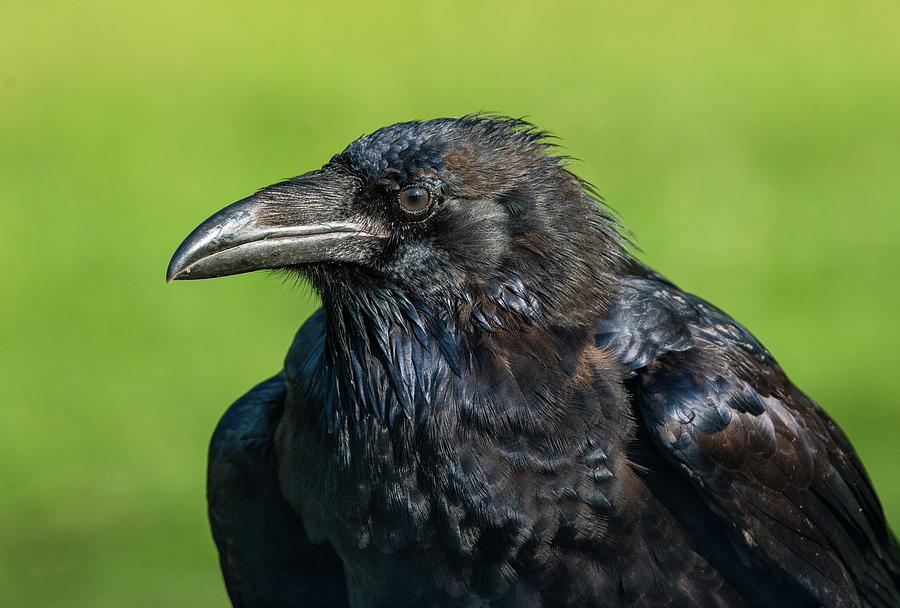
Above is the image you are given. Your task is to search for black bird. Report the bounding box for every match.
[168,116,900,607]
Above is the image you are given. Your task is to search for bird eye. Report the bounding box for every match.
[398,187,431,214]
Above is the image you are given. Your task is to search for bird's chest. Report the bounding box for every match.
[276,400,520,556]
[274,380,632,606]
[275,318,637,602]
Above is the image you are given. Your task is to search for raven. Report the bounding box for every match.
[168,116,900,607]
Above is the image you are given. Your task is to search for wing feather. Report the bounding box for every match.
[208,373,348,607]
[599,271,900,607]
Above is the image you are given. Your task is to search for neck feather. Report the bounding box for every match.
[311,260,620,433]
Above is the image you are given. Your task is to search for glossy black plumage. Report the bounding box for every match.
[172,116,900,607]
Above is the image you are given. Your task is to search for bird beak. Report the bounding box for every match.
[166,168,384,282]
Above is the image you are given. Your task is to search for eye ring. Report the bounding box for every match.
[397,186,431,215]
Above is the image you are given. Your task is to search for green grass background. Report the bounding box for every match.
[2,1,898,605]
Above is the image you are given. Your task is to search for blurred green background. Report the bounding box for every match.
[2,1,898,605]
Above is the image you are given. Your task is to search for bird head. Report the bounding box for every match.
[168,116,626,329]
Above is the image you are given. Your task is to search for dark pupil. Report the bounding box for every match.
[400,187,429,212]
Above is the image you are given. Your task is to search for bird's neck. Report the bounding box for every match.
[307,271,615,435]
[313,282,463,431]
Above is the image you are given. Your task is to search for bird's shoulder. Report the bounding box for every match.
[209,374,287,468]
[208,370,349,607]
[595,262,900,607]
[284,307,326,373]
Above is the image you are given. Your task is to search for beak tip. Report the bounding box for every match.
[165,258,187,284]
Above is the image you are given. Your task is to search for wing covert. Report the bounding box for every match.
[598,273,900,608]
[208,373,348,608]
